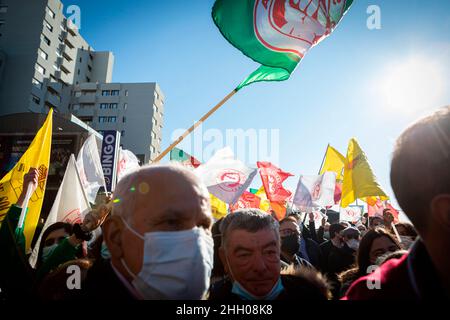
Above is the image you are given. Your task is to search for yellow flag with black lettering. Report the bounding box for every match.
[0,109,53,250]
[341,138,388,208]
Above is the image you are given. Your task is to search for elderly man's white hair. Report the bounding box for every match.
[111,163,210,223]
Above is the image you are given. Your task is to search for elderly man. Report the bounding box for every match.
[79,164,214,299]
[209,209,329,300]
[344,106,450,300]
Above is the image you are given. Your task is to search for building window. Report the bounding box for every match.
[42,35,51,46]
[30,94,41,105]
[53,63,60,71]
[150,146,156,153]
[0,6,8,13]
[100,103,108,109]
[153,103,158,114]
[75,91,81,97]
[102,90,110,96]
[151,131,156,140]
[111,90,120,96]
[35,63,45,75]
[154,91,159,101]
[44,20,53,32]
[88,65,92,72]
[32,78,43,89]
[55,47,62,57]
[125,90,129,96]
[98,116,117,123]
[50,74,57,82]
[72,104,80,110]
[38,49,48,61]
[99,103,118,109]
[47,7,55,19]
[123,103,128,110]
[121,130,125,137]
[123,116,126,123]
[152,118,157,127]
[86,77,91,82]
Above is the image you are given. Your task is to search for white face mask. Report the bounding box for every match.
[346,239,360,251]
[120,218,214,300]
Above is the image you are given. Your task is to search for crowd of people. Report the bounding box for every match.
[0,106,449,300]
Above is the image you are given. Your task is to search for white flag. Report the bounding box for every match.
[77,134,106,203]
[29,155,91,267]
[293,172,336,209]
[195,147,257,204]
[117,148,140,182]
[341,205,363,224]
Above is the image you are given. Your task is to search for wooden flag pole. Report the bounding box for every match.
[317,143,330,174]
[151,88,238,163]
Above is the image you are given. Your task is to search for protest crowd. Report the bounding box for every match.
[0,106,448,301]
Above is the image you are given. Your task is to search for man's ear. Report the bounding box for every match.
[103,216,124,259]
[219,247,230,276]
[431,194,450,229]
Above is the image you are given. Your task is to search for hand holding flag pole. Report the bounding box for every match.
[16,168,39,236]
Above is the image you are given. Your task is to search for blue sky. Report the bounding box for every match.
[63,0,450,207]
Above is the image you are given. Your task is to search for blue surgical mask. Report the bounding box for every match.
[100,242,111,260]
[42,243,58,263]
[232,277,284,300]
[120,217,214,300]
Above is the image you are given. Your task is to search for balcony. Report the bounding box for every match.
[77,93,97,104]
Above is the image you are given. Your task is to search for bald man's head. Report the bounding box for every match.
[391,106,450,233]
[112,164,212,230]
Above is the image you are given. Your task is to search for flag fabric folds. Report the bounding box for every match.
[196,147,257,204]
[0,109,53,250]
[170,147,201,169]
[117,148,141,182]
[29,154,91,267]
[76,134,106,203]
[257,161,293,203]
[341,138,388,208]
[320,145,346,180]
[340,205,363,224]
[210,193,228,221]
[293,172,336,209]
[212,0,354,89]
[230,191,261,212]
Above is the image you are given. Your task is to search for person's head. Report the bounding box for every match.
[356,228,401,275]
[369,216,384,229]
[340,221,351,229]
[329,223,346,243]
[279,216,301,258]
[356,224,367,236]
[342,227,361,251]
[219,209,281,298]
[37,222,73,269]
[104,164,213,299]
[394,222,417,238]
[390,107,450,250]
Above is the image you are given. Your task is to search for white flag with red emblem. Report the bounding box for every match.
[29,155,91,267]
[195,147,257,204]
[293,172,336,209]
[340,205,363,224]
[117,148,141,182]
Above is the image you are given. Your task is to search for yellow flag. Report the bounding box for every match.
[320,145,345,180]
[210,193,228,220]
[341,138,388,208]
[255,186,271,213]
[0,109,53,250]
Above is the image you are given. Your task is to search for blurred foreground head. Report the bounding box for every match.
[104,164,213,299]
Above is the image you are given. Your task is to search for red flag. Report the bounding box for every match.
[230,191,261,212]
[385,202,400,224]
[257,162,293,202]
[334,181,343,204]
[367,198,384,218]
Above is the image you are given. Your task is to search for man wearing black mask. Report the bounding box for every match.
[279,216,312,268]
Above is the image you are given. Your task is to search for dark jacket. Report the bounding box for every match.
[319,240,335,273]
[0,205,34,300]
[328,243,356,275]
[343,240,448,300]
[209,267,330,301]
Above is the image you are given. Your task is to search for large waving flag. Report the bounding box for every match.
[257,161,293,202]
[212,0,353,89]
[77,134,106,203]
[196,147,257,204]
[293,172,336,209]
[29,155,90,267]
[0,110,53,250]
[170,148,201,169]
[320,145,346,180]
[341,138,388,208]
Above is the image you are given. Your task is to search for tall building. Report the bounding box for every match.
[0,0,164,162]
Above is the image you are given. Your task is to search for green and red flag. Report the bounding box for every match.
[212,0,353,90]
[169,148,201,168]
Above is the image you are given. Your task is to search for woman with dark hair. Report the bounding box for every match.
[338,228,402,297]
[394,222,418,249]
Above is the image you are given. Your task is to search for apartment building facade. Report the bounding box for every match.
[0,0,164,162]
